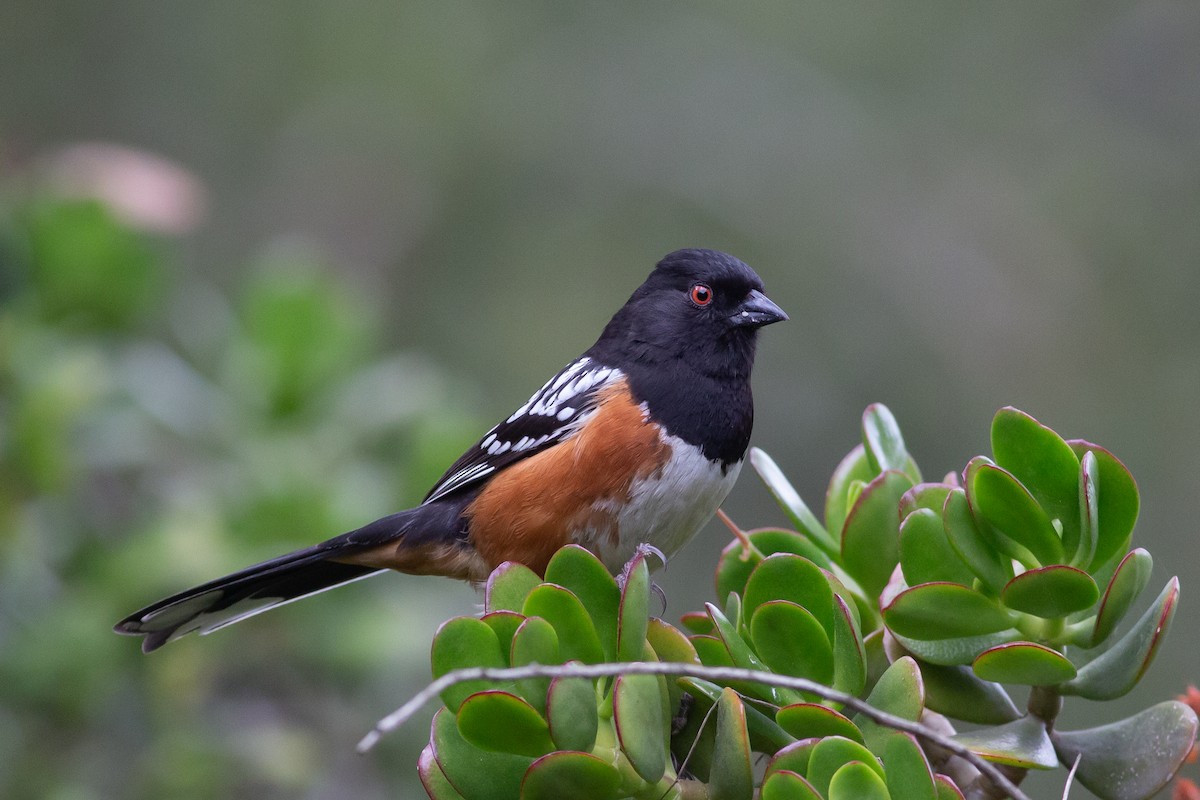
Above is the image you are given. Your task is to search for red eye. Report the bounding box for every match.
[690,283,713,306]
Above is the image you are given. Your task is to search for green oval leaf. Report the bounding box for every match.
[510,616,561,713]
[919,661,1020,725]
[751,447,838,556]
[710,688,754,800]
[884,583,1016,640]
[972,642,1077,686]
[750,601,834,685]
[743,554,835,637]
[481,611,526,658]
[1001,565,1099,619]
[825,444,874,548]
[457,690,555,757]
[612,673,666,783]
[841,470,914,599]
[969,463,1063,566]
[899,507,974,587]
[884,733,937,800]
[1075,450,1099,568]
[776,704,863,743]
[679,677,796,754]
[831,594,867,696]
[829,760,890,800]
[1067,440,1139,572]
[522,584,604,664]
[716,528,833,600]
[951,714,1057,769]
[991,407,1081,556]
[856,656,924,757]
[617,552,650,662]
[807,737,884,796]
[900,482,954,518]
[418,744,467,800]
[764,739,820,783]
[707,602,789,705]
[863,403,921,483]
[1050,700,1199,800]
[761,770,822,800]
[891,629,1024,667]
[546,674,598,753]
[934,774,966,799]
[942,488,1013,595]
[432,617,509,711]
[431,707,533,800]
[544,545,620,661]
[485,561,542,613]
[1092,548,1152,646]
[520,750,621,800]
[1061,577,1179,700]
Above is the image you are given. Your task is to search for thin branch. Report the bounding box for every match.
[359,660,1033,800]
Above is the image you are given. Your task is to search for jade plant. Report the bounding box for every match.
[384,405,1196,800]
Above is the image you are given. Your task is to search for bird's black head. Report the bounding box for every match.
[591,248,787,379]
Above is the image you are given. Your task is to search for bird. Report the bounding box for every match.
[114,248,787,652]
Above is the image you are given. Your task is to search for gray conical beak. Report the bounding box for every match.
[731,289,788,328]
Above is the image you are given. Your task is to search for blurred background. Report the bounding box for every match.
[1,3,1197,798]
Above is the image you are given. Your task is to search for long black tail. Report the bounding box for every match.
[113,543,385,652]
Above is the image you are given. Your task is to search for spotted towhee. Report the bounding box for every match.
[115,248,786,652]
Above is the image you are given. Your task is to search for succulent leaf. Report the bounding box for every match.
[1066,440,1139,572]
[828,760,891,800]
[841,470,914,600]
[523,584,604,664]
[743,554,836,637]
[825,444,874,547]
[942,488,1013,594]
[751,600,834,685]
[456,690,555,757]
[918,661,1020,725]
[968,462,1063,567]
[1000,565,1099,619]
[510,616,561,713]
[751,447,838,556]
[1092,548,1153,646]
[883,583,1016,640]
[485,561,541,614]
[899,507,975,587]
[430,708,534,800]
[990,407,1081,555]
[544,545,620,661]
[617,553,650,662]
[519,751,622,800]
[418,744,467,800]
[612,673,667,783]
[863,403,921,483]
[951,714,1057,769]
[883,733,937,800]
[855,656,924,756]
[830,595,867,696]
[710,688,755,800]
[1060,577,1179,700]
[1050,700,1199,800]
[546,674,598,753]
[807,737,885,796]
[432,617,510,711]
[971,642,1077,686]
[775,703,863,744]
[760,770,822,800]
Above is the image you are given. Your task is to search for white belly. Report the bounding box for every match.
[580,432,743,572]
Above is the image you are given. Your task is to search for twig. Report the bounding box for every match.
[359,660,1033,800]
[1061,753,1081,800]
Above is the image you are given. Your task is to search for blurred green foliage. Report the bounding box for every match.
[0,192,479,799]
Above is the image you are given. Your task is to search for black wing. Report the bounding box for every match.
[423,356,622,504]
